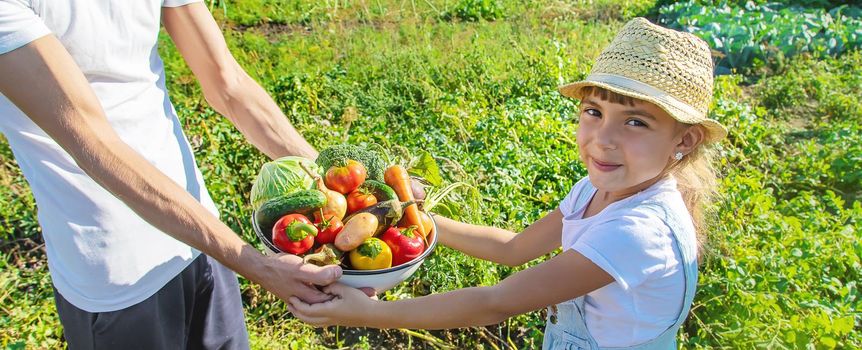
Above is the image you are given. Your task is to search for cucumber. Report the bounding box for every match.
[255,189,327,234]
[359,180,397,201]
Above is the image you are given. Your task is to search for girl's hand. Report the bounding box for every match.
[287,283,378,327]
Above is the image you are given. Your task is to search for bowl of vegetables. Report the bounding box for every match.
[252,210,438,293]
[249,145,439,293]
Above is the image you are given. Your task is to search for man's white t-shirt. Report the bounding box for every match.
[559,176,695,347]
[0,0,214,312]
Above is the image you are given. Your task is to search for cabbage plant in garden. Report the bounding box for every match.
[658,1,862,74]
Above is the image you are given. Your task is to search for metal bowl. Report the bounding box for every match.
[252,210,438,293]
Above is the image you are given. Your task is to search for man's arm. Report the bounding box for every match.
[161,3,317,160]
[0,35,339,303]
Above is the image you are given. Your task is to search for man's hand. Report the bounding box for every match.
[254,254,343,304]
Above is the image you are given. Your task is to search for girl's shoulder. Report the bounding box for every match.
[574,177,692,229]
[559,176,694,231]
[628,178,693,231]
[602,178,697,253]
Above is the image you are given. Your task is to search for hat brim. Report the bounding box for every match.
[559,77,728,143]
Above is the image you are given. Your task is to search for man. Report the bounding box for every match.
[0,1,340,348]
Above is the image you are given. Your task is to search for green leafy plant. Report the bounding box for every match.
[440,0,505,22]
[658,1,862,75]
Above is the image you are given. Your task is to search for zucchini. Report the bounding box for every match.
[255,189,327,234]
[359,180,397,201]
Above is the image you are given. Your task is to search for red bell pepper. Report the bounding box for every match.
[272,213,317,255]
[380,225,425,266]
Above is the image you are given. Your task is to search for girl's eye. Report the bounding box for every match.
[626,119,647,127]
[583,108,601,117]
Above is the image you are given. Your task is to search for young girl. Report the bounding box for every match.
[288,17,727,349]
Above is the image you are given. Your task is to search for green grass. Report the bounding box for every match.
[1,0,860,348]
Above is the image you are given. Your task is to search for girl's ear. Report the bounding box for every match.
[675,124,706,156]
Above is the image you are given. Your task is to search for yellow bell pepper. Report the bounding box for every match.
[349,237,392,270]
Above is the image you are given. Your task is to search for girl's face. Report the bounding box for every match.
[576,94,692,198]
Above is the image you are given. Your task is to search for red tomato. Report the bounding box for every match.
[346,189,377,215]
[324,160,367,194]
[272,214,317,255]
[313,213,344,245]
[380,226,425,266]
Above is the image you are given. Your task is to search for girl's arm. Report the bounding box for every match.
[435,209,563,266]
[288,248,614,329]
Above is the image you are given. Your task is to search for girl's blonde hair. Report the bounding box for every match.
[579,86,719,257]
[670,141,718,259]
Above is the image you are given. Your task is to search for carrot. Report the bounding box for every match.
[384,165,427,238]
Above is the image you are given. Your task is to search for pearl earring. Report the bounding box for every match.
[674,152,684,161]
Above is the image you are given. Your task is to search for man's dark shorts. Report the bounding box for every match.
[54,254,250,350]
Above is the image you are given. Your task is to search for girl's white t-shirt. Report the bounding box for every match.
[0,0,210,312]
[559,176,694,347]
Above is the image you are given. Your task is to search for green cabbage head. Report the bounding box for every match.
[250,156,320,209]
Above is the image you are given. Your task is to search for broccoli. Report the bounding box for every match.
[315,144,386,181]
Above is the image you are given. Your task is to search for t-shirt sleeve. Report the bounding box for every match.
[0,0,51,55]
[571,213,674,291]
[558,184,579,215]
[162,0,203,8]
[559,177,591,215]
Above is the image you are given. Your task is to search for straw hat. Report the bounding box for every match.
[559,17,727,142]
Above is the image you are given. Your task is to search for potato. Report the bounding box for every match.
[334,212,378,252]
